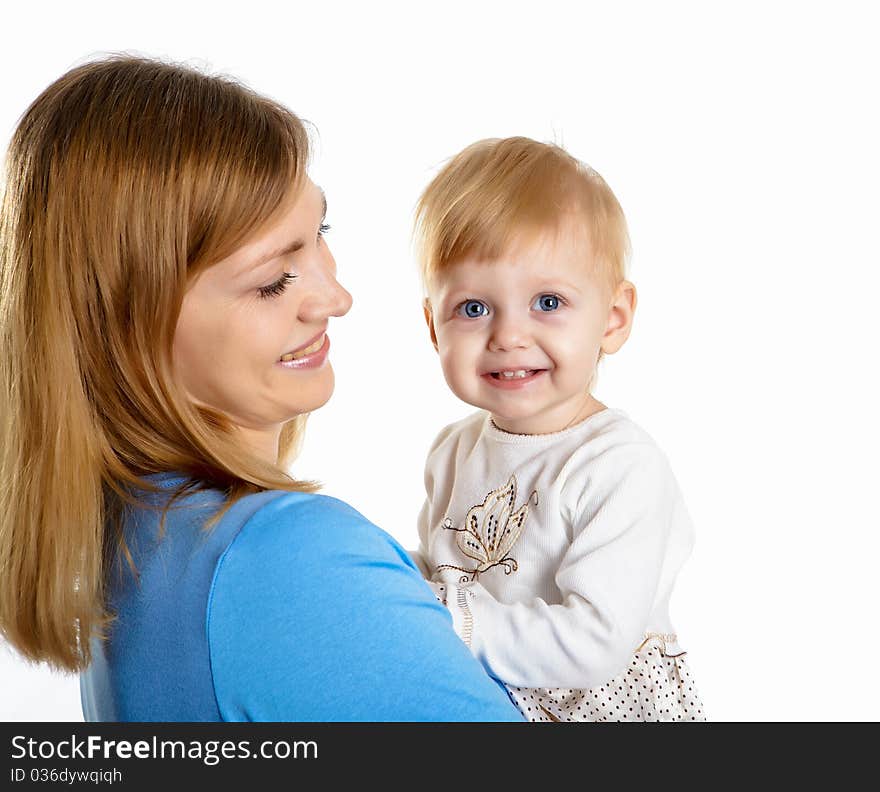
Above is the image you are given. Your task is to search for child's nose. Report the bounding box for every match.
[488,313,530,352]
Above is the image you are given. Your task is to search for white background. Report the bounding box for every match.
[1,0,878,721]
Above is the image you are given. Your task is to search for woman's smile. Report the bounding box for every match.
[277,333,330,369]
[279,331,327,361]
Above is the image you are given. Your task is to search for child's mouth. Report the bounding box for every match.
[483,369,546,388]
[490,369,538,380]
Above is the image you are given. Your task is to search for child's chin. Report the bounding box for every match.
[486,405,542,423]
[457,386,538,418]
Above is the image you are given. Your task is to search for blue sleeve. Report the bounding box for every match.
[207,492,525,722]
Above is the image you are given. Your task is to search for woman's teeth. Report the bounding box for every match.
[280,335,324,362]
[492,369,535,379]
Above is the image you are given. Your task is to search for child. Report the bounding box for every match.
[411,137,706,722]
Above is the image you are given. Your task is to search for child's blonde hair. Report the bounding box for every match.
[414,137,631,296]
[0,55,320,672]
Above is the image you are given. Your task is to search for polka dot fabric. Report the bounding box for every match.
[505,634,706,722]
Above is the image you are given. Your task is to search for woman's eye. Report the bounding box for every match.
[258,272,297,300]
[318,222,331,241]
[456,299,489,318]
[532,294,561,312]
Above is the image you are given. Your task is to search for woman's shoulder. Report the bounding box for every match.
[204,487,523,721]
[206,487,426,638]
[137,474,403,566]
[216,488,410,569]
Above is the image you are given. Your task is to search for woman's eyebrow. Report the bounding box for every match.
[253,239,305,270]
[241,189,328,276]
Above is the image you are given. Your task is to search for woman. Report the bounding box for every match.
[0,55,523,721]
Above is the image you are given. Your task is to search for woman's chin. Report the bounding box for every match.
[295,372,335,414]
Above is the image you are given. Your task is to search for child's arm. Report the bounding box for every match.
[406,548,432,579]
[409,423,457,582]
[406,510,432,580]
[439,443,686,690]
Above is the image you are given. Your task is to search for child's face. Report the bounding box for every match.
[425,219,634,434]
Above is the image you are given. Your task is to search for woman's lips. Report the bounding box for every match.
[281,330,326,359]
[277,334,330,369]
[481,369,547,389]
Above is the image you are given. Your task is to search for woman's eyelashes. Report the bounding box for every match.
[258,222,330,300]
[454,294,565,318]
[258,272,298,300]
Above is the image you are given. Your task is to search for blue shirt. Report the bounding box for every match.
[80,473,524,721]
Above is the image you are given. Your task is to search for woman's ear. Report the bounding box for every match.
[600,280,637,355]
[423,297,439,352]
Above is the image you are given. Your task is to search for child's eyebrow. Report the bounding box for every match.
[543,279,583,294]
[441,278,585,301]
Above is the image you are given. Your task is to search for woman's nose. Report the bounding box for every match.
[332,281,354,317]
[488,312,530,352]
[298,250,353,322]
[299,278,352,322]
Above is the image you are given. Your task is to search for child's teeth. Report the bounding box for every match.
[500,370,531,379]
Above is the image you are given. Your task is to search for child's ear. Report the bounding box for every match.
[423,297,439,352]
[600,280,637,355]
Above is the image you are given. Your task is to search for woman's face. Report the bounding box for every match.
[172,179,352,463]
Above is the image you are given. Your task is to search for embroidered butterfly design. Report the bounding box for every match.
[436,474,538,583]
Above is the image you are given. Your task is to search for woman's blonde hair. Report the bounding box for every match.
[414,136,631,296]
[0,55,321,672]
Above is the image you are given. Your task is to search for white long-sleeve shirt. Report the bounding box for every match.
[415,407,697,691]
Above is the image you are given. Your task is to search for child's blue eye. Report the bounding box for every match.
[457,299,489,318]
[533,294,561,312]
